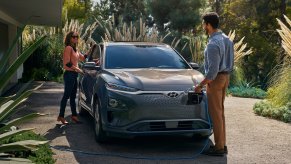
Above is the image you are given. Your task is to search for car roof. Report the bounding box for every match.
[103,42,169,47]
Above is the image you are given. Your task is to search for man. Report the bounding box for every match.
[194,12,234,156]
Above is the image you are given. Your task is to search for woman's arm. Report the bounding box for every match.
[78,51,88,62]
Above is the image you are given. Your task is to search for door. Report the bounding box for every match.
[80,45,102,108]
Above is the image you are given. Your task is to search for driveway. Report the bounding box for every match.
[17,82,291,164]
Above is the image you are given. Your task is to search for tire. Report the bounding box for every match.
[93,99,108,143]
[78,88,87,116]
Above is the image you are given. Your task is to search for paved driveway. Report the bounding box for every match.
[18,82,291,164]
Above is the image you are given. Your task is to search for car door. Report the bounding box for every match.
[80,45,102,109]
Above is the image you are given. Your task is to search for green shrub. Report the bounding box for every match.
[0,131,55,164]
[22,35,63,82]
[228,85,266,99]
[253,101,291,123]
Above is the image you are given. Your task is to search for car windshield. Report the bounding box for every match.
[105,45,190,69]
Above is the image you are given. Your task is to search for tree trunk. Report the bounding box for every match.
[280,0,286,23]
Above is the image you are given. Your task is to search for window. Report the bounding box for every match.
[105,45,190,69]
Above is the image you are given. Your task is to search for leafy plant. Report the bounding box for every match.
[0,131,55,164]
[253,101,291,123]
[228,83,266,99]
[0,25,48,162]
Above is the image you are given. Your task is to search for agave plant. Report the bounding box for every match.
[0,25,48,162]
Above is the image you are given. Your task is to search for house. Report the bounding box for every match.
[0,0,63,93]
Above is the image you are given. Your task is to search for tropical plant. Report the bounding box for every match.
[0,25,48,162]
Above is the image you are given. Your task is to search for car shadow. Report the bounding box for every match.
[20,82,227,164]
[45,113,227,164]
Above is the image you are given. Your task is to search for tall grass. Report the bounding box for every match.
[228,30,253,63]
[227,30,253,87]
[95,15,181,49]
[253,15,291,123]
[188,36,204,63]
[267,15,291,107]
[23,19,98,53]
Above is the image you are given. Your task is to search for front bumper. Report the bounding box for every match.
[100,88,211,137]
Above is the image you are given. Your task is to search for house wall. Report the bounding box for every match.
[8,24,21,83]
[0,19,20,94]
[0,21,8,61]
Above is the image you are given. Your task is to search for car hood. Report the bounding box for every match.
[103,69,204,91]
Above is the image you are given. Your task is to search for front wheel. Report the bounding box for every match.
[93,99,108,143]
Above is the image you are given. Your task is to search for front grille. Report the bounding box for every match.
[149,122,166,131]
[178,121,193,130]
[128,121,210,132]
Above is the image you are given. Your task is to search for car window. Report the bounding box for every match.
[105,45,190,69]
[87,44,101,65]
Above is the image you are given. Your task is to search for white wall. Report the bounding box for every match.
[8,24,21,83]
[0,19,21,94]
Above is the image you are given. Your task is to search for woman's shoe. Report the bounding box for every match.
[57,116,68,124]
[71,116,81,123]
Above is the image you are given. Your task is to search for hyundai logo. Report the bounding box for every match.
[166,92,179,98]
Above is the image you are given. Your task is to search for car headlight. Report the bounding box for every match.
[105,83,138,92]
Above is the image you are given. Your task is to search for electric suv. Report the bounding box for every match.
[78,42,212,142]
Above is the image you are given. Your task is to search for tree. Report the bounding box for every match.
[109,0,148,25]
[63,0,93,22]
[220,0,290,89]
[149,0,204,33]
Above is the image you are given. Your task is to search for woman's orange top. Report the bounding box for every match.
[63,46,85,71]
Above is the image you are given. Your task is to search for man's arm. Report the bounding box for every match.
[194,43,220,93]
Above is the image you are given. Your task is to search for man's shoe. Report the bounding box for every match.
[57,117,68,124]
[202,147,225,156]
[71,116,81,123]
[210,145,228,154]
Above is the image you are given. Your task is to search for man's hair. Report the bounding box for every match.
[202,12,219,29]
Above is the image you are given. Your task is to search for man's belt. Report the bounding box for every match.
[218,71,229,75]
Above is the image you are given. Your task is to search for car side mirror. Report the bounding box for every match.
[189,62,200,70]
[82,62,101,71]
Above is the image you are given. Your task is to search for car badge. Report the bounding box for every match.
[166,92,179,98]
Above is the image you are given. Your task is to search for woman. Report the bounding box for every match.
[57,31,87,124]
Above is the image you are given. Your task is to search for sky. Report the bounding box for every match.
[92,0,100,5]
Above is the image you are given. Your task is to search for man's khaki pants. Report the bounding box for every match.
[206,73,230,150]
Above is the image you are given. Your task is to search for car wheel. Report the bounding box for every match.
[93,100,108,143]
[78,88,87,116]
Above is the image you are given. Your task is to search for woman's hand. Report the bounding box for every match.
[76,68,84,75]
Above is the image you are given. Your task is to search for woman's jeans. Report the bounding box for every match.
[59,71,78,117]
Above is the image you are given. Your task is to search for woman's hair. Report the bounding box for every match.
[202,12,219,29]
[64,31,78,52]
